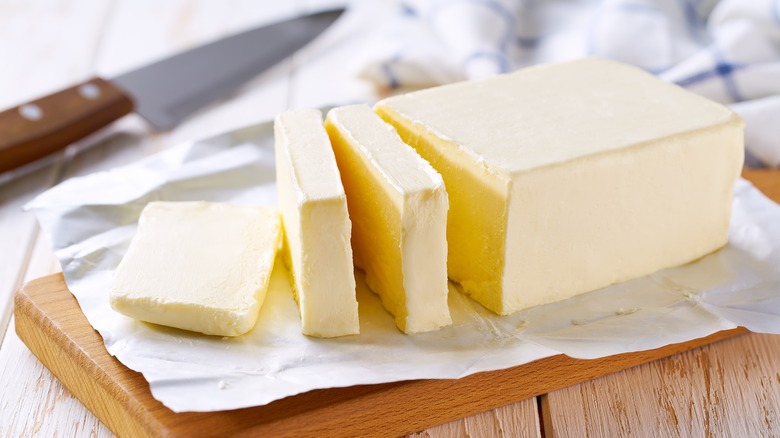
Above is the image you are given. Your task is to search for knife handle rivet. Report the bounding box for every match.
[79,83,101,100]
[19,104,43,121]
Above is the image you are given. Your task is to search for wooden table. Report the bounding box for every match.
[1,1,778,436]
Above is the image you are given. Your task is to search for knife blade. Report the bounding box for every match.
[0,8,344,174]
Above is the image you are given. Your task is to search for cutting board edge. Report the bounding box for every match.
[14,280,160,438]
[14,273,750,437]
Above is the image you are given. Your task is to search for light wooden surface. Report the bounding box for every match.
[14,274,749,437]
[542,333,780,437]
[0,1,778,437]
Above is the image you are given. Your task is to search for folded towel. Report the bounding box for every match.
[358,0,780,167]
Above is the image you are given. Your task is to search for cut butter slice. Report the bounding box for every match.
[111,202,281,336]
[375,57,744,315]
[325,104,451,334]
[274,108,360,338]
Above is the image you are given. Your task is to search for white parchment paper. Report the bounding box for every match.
[26,120,780,412]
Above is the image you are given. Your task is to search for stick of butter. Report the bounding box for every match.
[274,109,360,338]
[375,57,744,315]
[326,104,451,334]
[111,202,281,336]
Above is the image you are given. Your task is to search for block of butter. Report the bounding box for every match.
[274,109,360,338]
[326,104,451,334]
[376,57,744,315]
[111,202,281,336]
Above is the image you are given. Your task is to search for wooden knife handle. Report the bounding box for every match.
[0,77,134,174]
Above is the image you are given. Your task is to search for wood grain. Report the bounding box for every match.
[541,168,780,438]
[0,0,114,349]
[410,398,541,438]
[0,77,134,174]
[95,0,300,146]
[1,0,778,436]
[0,318,110,438]
[11,169,778,437]
[0,1,300,436]
[0,224,112,437]
[14,272,748,438]
[542,334,780,437]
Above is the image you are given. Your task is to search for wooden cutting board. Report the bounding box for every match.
[14,169,778,438]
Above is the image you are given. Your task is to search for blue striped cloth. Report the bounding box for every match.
[358,0,780,167]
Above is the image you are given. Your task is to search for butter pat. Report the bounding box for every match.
[326,105,451,334]
[274,109,359,338]
[376,57,744,315]
[111,202,281,336]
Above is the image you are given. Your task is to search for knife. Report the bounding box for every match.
[0,8,344,174]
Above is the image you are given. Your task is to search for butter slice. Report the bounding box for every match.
[111,202,281,336]
[274,109,359,338]
[326,104,451,334]
[376,57,744,315]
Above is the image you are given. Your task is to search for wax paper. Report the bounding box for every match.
[26,120,780,412]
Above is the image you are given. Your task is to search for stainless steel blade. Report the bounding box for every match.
[112,9,343,130]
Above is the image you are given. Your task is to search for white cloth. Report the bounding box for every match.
[358,0,780,167]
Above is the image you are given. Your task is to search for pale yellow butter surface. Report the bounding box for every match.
[326,104,451,334]
[376,58,744,315]
[111,202,281,336]
[274,109,360,338]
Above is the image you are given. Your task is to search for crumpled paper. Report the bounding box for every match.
[27,119,780,413]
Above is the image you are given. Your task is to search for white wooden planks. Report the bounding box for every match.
[410,398,542,438]
[0,1,295,436]
[0,0,114,347]
[0,231,112,437]
[95,0,298,145]
[543,334,780,437]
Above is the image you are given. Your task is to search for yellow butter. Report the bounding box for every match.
[376,58,744,315]
[111,202,281,336]
[274,109,360,338]
[326,104,451,334]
